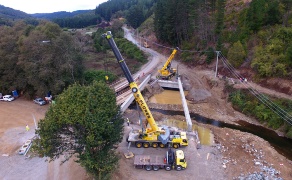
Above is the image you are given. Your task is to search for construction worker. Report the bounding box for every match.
[25,125,30,131]
[127,118,130,126]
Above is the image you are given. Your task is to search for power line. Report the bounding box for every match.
[128,31,292,125]
[219,52,292,125]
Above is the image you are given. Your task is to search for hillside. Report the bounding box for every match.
[0,5,32,19]
[30,10,93,20]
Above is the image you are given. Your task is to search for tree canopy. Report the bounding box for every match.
[35,81,124,179]
[0,20,84,97]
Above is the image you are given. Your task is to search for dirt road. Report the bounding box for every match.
[0,27,291,180]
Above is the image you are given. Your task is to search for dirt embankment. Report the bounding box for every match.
[114,62,292,180]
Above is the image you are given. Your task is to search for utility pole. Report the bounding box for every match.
[215,51,220,78]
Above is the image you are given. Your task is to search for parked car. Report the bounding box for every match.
[0,95,15,102]
[18,140,32,155]
[33,98,46,106]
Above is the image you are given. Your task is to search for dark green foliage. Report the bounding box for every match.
[154,0,192,46]
[287,128,292,139]
[53,12,102,29]
[0,20,84,97]
[126,5,145,29]
[84,70,117,85]
[227,41,246,68]
[215,0,226,35]
[243,0,282,33]
[35,81,124,179]
[229,89,292,132]
[206,47,215,64]
[229,90,246,111]
[251,26,292,78]
[115,38,147,63]
[95,0,155,27]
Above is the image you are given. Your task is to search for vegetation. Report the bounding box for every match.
[228,89,292,138]
[0,20,84,98]
[84,70,117,85]
[154,0,192,46]
[35,81,124,179]
[251,26,292,78]
[52,12,102,28]
[95,0,156,28]
[227,41,246,68]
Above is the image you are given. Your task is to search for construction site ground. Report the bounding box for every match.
[1,63,291,179]
[112,63,292,180]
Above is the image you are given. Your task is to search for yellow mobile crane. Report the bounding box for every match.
[158,47,179,80]
[103,31,188,148]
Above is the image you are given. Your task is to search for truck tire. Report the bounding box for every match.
[145,165,152,171]
[176,165,182,171]
[143,142,150,148]
[135,142,142,148]
[173,143,179,149]
[153,165,159,171]
[152,142,158,148]
[159,143,165,148]
[165,165,171,171]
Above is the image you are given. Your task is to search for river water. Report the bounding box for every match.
[148,90,292,161]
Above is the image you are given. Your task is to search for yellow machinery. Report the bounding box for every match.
[103,31,188,148]
[143,41,149,48]
[134,148,187,171]
[158,47,178,80]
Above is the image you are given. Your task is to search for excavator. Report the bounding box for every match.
[103,31,188,149]
[158,47,179,80]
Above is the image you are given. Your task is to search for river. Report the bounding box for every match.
[147,90,292,161]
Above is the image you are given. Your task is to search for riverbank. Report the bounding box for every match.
[132,63,292,179]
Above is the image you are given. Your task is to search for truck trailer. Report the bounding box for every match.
[134,148,187,171]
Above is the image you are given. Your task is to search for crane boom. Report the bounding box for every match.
[103,31,188,148]
[103,31,159,133]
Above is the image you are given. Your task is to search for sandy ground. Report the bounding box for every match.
[1,67,292,179]
[0,98,88,180]
[111,62,292,180]
[0,27,291,179]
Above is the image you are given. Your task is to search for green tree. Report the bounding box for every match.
[35,81,124,179]
[18,21,84,97]
[0,22,23,93]
[227,41,246,68]
[126,5,144,29]
[246,0,266,32]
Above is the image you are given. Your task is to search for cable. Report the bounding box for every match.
[127,31,292,125]
[219,52,292,125]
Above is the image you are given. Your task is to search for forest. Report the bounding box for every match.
[94,0,292,79]
[0,0,291,178]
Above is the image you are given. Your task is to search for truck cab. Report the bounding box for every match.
[175,150,187,170]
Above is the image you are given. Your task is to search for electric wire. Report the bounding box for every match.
[219,52,292,125]
[219,53,292,125]
[130,31,292,125]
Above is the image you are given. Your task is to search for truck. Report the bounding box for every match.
[103,31,188,149]
[158,47,178,80]
[143,40,149,48]
[134,148,187,171]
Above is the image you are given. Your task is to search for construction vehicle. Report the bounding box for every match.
[103,31,188,149]
[134,148,187,171]
[143,40,149,48]
[158,47,178,80]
